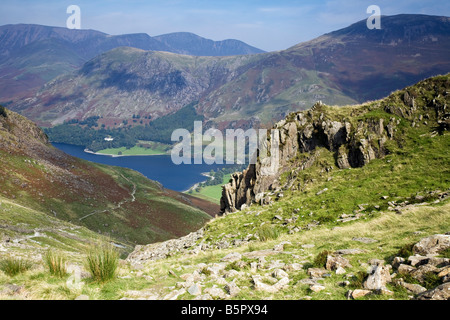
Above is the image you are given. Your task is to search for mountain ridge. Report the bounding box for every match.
[9,14,450,131]
[0,23,265,102]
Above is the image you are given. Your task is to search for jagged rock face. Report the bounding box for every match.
[220,103,392,214]
[220,76,449,214]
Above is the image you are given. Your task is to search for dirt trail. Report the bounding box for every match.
[79,173,136,221]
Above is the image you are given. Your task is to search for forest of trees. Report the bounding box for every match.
[45,103,203,152]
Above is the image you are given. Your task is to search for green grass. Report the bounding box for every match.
[187,174,232,204]
[256,224,281,242]
[84,245,119,283]
[96,144,169,156]
[0,257,33,277]
[44,250,67,278]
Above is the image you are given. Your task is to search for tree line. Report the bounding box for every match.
[44,103,203,152]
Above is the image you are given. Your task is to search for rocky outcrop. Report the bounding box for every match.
[220,102,390,214]
[220,75,450,214]
[127,229,205,263]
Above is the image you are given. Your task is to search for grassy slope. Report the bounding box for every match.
[1,201,447,300]
[187,174,232,204]
[0,108,213,252]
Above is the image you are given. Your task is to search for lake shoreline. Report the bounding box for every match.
[84,148,167,157]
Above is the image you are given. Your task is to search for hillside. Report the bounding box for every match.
[9,14,450,131]
[0,24,264,103]
[0,107,215,254]
[123,74,450,301]
[0,75,447,301]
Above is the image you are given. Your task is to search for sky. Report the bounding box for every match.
[1,0,449,52]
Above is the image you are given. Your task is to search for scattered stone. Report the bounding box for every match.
[163,288,186,300]
[204,286,226,299]
[216,278,228,285]
[272,269,289,279]
[397,280,427,294]
[75,295,90,300]
[253,275,289,293]
[336,267,346,275]
[193,294,212,301]
[310,285,326,293]
[438,266,450,278]
[206,263,227,276]
[221,252,242,263]
[284,263,303,272]
[243,249,278,259]
[301,244,315,249]
[398,264,416,275]
[363,263,392,291]
[410,264,440,283]
[413,234,450,256]
[273,241,291,251]
[348,289,372,299]
[267,260,285,270]
[316,188,328,196]
[307,268,329,278]
[225,282,241,297]
[407,255,429,267]
[187,283,202,296]
[338,281,350,287]
[224,270,240,279]
[415,283,450,300]
[392,257,405,269]
[326,255,352,271]
[378,287,394,296]
[334,248,366,255]
[352,237,378,244]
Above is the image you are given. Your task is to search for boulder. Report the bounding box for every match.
[272,269,289,279]
[224,281,241,297]
[348,289,372,299]
[407,255,429,267]
[252,275,289,293]
[307,268,329,278]
[221,252,242,263]
[363,263,392,290]
[410,264,440,284]
[204,286,226,299]
[415,283,450,300]
[326,255,352,271]
[187,283,202,296]
[310,285,326,293]
[413,234,450,256]
[392,257,405,269]
[398,264,416,275]
[398,281,427,295]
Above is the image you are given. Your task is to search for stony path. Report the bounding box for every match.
[79,173,136,221]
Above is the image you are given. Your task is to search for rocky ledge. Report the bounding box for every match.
[220,79,449,214]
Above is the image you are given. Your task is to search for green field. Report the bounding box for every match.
[187,174,232,204]
[97,143,170,156]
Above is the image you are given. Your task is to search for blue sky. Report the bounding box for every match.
[1,0,449,51]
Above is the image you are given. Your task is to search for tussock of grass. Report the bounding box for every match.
[0,257,33,277]
[84,245,119,283]
[44,250,67,278]
[313,250,332,268]
[256,224,281,242]
[396,243,415,259]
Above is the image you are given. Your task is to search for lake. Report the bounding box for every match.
[52,143,229,192]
